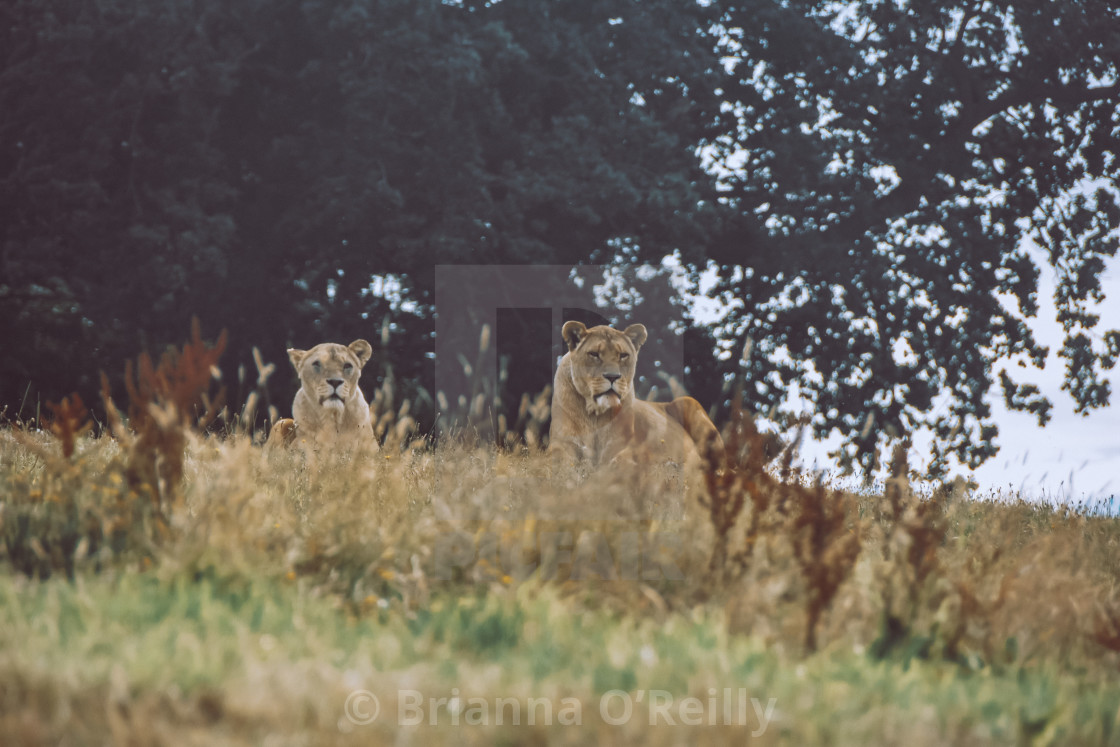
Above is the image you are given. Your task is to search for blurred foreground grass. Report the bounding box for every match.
[1,424,1119,746]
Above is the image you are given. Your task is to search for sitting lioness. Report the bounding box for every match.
[548,321,722,469]
[267,339,379,451]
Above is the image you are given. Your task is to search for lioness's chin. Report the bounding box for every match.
[586,391,621,416]
[320,397,346,411]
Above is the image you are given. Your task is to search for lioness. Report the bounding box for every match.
[267,339,379,451]
[548,321,722,469]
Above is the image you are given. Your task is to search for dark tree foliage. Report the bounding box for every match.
[1,0,1117,474]
[1,0,719,420]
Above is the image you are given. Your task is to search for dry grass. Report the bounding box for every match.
[1,329,1119,744]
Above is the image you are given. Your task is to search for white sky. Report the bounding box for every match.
[966,254,1119,505]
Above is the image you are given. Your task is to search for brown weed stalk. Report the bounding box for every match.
[872,442,949,657]
[703,396,862,651]
[791,479,862,651]
[102,318,227,515]
[700,392,779,574]
[45,394,92,459]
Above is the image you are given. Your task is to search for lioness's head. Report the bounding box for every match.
[561,321,648,416]
[288,340,373,412]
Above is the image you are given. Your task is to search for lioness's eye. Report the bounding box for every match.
[343,363,354,373]
[619,353,629,360]
[588,351,600,360]
[311,361,321,372]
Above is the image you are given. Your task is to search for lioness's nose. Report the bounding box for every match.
[327,378,344,389]
[604,373,621,384]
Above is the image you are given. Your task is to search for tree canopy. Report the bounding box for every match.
[2,0,1117,474]
[699,0,1120,472]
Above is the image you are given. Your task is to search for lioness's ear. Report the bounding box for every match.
[562,321,589,352]
[623,324,647,350]
[288,348,307,370]
[348,339,373,368]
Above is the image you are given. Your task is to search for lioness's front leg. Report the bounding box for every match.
[265,418,298,450]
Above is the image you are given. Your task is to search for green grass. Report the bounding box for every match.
[1,427,1119,745]
[3,572,1119,745]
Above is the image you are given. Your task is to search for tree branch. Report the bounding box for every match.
[962,80,1120,137]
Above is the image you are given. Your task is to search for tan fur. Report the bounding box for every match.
[267,339,379,451]
[548,322,723,469]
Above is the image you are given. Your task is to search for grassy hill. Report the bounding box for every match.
[2,404,1119,745]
